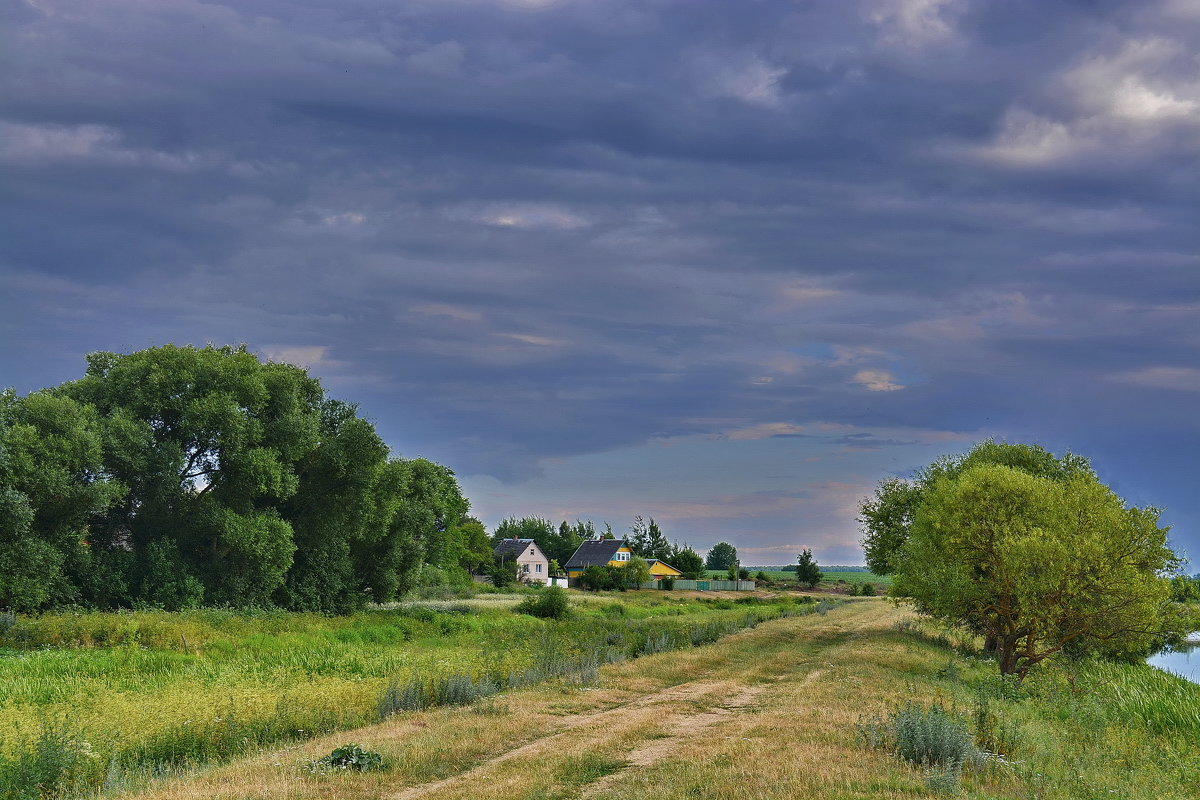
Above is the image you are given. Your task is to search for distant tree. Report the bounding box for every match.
[796,549,823,588]
[672,547,705,579]
[628,515,648,555]
[755,570,770,583]
[626,555,652,587]
[547,558,562,577]
[706,542,737,571]
[1170,574,1200,603]
[578,564,623,591]
[644,518,671,560]
[600,522,616,539]
[738,567,750,580]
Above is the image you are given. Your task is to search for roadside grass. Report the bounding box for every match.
[113,597,1200,800]
[0,593,819,799]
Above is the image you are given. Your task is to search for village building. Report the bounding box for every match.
[564,538,633,579]
[493,538,551,585]
[645,559,683,582]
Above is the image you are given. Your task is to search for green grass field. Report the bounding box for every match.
[0,592,824,798]
[94,600,1200,800]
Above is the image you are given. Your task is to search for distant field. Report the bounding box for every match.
[708,569,893,587]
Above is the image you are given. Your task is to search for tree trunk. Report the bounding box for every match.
[983,634,998,654]
[996,635,1021,676]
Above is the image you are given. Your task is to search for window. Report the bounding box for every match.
[614,551,629,562]
[522,564,529,572]
[536,564,542,573]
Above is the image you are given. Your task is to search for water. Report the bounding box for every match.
[1148,637,1200,684]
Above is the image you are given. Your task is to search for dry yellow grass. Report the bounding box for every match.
[103,596,1200,800]
[123,600,953,800]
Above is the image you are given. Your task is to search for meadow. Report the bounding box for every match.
[0,591,821,799]
[79,599,1200,800]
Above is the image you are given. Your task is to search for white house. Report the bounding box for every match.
[493,538,551,585]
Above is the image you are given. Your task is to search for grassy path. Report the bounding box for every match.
[128,600,940,800]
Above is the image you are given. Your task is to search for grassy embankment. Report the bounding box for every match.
[0,592,820,798]
[109,599,1200,800]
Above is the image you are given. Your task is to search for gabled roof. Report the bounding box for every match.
[494,538,543,560]
[565,539,628,569]
[646,559,682,575]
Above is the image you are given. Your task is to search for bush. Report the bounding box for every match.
[661,576,675,590]
[515,586,569,620]
[858,703,982,795]
[307,743,383,773]
[490,561,518,589]
[860,582,876,597]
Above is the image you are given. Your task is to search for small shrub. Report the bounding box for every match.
[306,743,383,773]
[514,586,569,620]
[859,703,982,795]
[661,576,675,590]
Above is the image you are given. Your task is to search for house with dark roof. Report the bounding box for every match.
[564,539,634,579]
[493,538,550,585]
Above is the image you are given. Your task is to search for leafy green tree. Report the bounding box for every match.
[796,549,823,588]
[60,345,322,606]
[278,400,389,612]
[706,541,737,571]
[860,440,1093,575]
[0,390,125,610]
[455,517,494,575]
[1169,574,1200,603]
[626,555,652,587]
[672,547,705,579]
[896,461,1182,679]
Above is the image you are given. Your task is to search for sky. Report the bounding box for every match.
[1,0,1198,566]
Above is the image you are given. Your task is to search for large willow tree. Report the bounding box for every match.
[0,344,477,612]
[866,442,1184,679]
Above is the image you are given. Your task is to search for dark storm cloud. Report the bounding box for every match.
[2,0,1198,555]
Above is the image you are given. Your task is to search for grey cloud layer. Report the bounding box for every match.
[1,0,1198,553]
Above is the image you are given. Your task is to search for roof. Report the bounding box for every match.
[646,559,682,575]
[565,539,628,569]
[493,538,543,560]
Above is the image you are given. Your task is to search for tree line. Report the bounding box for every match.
[0,345,492,613]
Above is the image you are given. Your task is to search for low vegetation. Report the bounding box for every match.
[0,592,820,799]
[44,598,1195,800]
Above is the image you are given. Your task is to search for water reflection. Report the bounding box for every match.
[1148,639,1200,684]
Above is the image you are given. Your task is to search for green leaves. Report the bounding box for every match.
[894,457,1182,679]
[1,345,475,612]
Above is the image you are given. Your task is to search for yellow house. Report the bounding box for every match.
[645,559,682,580]
[565,539,634,578]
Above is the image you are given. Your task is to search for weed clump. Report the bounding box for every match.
[306,743,383,773]
[858,703,983,795]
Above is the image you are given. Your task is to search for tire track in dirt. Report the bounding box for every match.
[580,667,829,797]
[387,679,731,800]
